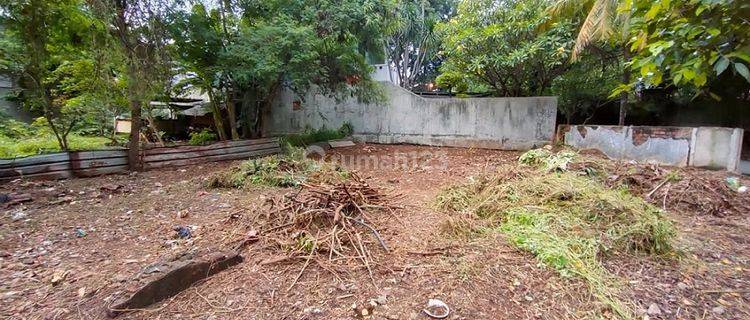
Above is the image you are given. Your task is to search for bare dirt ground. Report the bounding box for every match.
[1,143,749,319]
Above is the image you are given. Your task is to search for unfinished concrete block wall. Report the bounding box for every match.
[264,82,557,150]
[558,125,744,171]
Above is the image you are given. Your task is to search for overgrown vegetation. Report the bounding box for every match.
[205,146,349,188]
[436,149,677,318]
[188,129,218,146]
[0,117,114,158]
[280,123,353,147]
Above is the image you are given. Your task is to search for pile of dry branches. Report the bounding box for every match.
[603,163,749,217]
[251,173,399,287]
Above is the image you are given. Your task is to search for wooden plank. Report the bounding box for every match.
[74,165,129,177]
[0,153,70,169]
[0,162,72,178]
[143,138,278,156]
[143,142,279,163]
[144,147,280,170]
[71,156,129,169]
[0,170,73,182]
[69,149,128,161]
[0,149,127,169]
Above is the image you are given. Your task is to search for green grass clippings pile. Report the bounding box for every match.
[205,146,349,188]
[436,148,677,318]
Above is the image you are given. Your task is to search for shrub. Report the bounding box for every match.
[281,123,353,147]
[205,146,349,188]
[188,129,218,146]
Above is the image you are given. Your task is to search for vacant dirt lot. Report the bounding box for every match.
[1,144,749,319]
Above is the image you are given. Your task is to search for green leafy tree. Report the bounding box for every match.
[387,0,456,89]
[168,3,233,140]
[436,0,574,97]
[626,0,750,97]
[224,0,396,138]
[551,52,623,124]
[88,0,172,170]
[0,0,98,150]
[546,0,632,125]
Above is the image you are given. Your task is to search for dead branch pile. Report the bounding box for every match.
[604,163,749,217]
[251,173,397,286]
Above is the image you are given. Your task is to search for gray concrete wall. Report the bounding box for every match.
[0,75,31,122]
[264,82,557,150]
[559,125,744,172]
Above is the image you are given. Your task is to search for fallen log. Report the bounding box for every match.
[106,251,243,317]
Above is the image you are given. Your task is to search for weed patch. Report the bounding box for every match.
[436,160,676,318]
[205,146,349,188]
[280,123,353,147]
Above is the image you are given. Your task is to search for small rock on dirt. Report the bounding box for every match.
[647,303,662,316]
[712,306,725,315]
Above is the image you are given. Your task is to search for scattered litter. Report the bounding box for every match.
[173,226,192,239]
[51,270,69,286]
[726,177,740,190]
[176,211,189,219]
[422,299,450,319]
[352,301,377,318]
[10,210,27,221]
[74,228,87,238]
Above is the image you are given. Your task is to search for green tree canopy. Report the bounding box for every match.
[436,0,575,96]
[626,0,750,95]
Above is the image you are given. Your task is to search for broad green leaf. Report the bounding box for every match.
[714,56,729,75]
[735,63,750,83]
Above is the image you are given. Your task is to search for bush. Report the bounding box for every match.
[205,146,349,188]
[281,123,353,147]
[0,135,112,158]
[188,129,218,146]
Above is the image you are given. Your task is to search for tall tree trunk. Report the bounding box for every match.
[226,89,239,140]
[618,48,631,126]
[206,88,228,140]
[127,98,142,171]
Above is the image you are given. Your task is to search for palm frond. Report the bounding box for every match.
[572,0,613,60]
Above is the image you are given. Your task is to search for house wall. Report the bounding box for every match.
[264,82,558,150]
[558,125,744,172]
[0,75,31,122]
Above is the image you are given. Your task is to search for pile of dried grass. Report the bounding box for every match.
[437,151,678,318]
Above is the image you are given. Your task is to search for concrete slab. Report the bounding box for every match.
[740,160,750,176]
[328,140,356,148]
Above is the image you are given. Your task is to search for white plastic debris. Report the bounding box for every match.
[422,299,450,319]
[738,186,747,193]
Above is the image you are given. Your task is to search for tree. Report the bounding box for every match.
[546,0,632,125]
[224,0,395,138]
[625,0,750,96]
[168,3,232,141]
[88,0,171,170]
[436,0,574,97]
[0,0,97,150]
[387,0,456,89]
